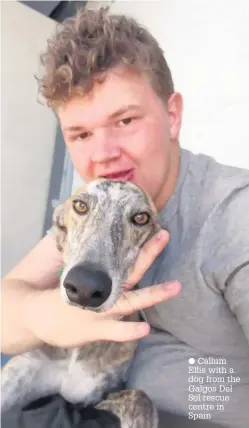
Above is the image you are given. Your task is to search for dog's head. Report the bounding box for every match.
[53,179,161,312]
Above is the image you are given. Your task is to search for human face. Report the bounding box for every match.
[58,67,183,211]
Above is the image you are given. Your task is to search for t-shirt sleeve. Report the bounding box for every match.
[204,182,249,342]
[224,263,249,342]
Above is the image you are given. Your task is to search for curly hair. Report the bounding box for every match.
[37,6,174,109]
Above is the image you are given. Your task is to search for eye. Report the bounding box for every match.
[118,117,133,126]
[131,212,150,226]
[77,132,90,141]
[72,200,89,215]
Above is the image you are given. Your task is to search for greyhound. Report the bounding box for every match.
[1,179,162,427]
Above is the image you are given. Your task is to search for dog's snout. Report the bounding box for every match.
[63,264,112,308]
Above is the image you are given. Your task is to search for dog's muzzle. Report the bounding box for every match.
[63,263,112,309]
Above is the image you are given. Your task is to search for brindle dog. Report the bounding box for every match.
[1,179,162,428]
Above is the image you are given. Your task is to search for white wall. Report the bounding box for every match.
[106,0,249,169]
[2,1,57,275]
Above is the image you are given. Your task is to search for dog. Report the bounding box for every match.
[1,179,161,427]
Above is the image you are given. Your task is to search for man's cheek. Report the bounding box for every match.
[71,152,90,178]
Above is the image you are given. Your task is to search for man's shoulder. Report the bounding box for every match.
[188,149,249,192]
[178,149,249,256]
[185,149,249,215]
[184,150,249,287]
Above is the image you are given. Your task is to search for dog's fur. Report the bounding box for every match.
[1,179,161,427]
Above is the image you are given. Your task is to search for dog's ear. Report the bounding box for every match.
[52,202,69,252]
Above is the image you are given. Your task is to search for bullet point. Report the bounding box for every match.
[189,358,195,364]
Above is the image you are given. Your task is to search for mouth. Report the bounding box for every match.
[102,169,134,181]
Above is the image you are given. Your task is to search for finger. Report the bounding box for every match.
[124,230,169,289]
[94,320,151,342]
[109,281,181,316]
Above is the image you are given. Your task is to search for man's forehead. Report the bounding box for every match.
[58,67,148,129]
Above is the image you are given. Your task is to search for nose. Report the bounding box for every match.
[91,130,121,164]
[63,263,112,308]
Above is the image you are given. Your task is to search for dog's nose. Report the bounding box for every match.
[63,264,112,308]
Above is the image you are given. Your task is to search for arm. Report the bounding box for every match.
[1,234,63,354]
[205,181,249,343]
[1,230,180,355]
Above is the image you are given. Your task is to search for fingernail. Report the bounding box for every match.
[137,322,150,333]
[163,281,181,291]
[155,230,167,241]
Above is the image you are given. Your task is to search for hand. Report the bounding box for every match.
[24,230,181,347]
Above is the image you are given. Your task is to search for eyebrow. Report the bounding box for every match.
[108,104,141,119]
[62,104,141,133]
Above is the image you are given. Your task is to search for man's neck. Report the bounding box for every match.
[156,144,181,212]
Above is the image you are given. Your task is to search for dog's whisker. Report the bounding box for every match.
[120,290,130,302]
[132,289,140,297]
[114,300,122,312]
[120,290,136,312]
[2,179,160,425]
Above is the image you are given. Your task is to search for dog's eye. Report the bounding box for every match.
[73,200,89,215]
[131,212,150,226]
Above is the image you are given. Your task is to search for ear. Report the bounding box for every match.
[52,202,69,252]
[167,92,183,142]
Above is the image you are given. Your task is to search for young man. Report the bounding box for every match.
[2,7,249,428]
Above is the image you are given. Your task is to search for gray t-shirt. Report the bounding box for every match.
[126,148,249,428]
